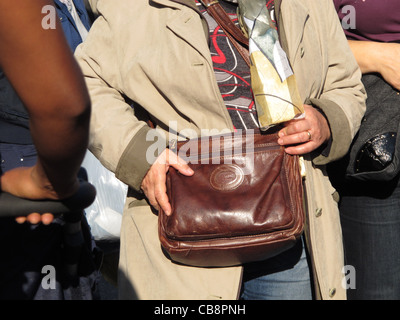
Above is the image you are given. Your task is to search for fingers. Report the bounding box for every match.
[165,149,194,177]
[278,104,331,155]
[277,112,312,151]
[15,212,54,225]
[142,149,194,216]
[142,161,169,214]
[278,128,312,145]
[40,213,54,225]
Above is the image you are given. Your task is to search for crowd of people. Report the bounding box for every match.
[0,0,398,300]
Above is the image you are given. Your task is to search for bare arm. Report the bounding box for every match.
[0,0,91,203]
[347,40,400,90]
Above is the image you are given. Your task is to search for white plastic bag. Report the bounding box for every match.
[82,151,128,241]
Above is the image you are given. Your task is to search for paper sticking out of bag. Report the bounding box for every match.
[250,49,304,130]
[238,0,304,130]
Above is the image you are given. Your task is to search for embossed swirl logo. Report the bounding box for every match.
[209,164,245,191]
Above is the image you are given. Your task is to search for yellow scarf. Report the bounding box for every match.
[237,0,304,130]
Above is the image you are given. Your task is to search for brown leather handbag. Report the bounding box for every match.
[158,131,305,267]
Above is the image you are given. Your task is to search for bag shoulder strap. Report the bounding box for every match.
[200,0,250,67]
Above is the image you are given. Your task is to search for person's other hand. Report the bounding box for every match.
[277,104,331,155]
[0,165,79,225]
[141,148,194,216]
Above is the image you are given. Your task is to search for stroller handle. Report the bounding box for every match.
[0,180,96,218]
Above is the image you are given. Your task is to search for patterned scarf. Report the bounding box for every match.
[237,0,304,130]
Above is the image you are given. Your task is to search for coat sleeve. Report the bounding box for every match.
[74,13,167,192]
[309,0,366,165]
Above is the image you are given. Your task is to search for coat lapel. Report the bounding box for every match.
[151,0,212,67]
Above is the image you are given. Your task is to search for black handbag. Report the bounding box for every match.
[346,73,400,181]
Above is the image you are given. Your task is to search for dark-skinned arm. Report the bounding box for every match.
[0,0,91,223]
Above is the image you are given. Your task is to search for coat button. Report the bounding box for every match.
[329,288,336,297]
[315,208,322,217]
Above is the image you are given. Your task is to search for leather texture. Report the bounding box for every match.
[158,132,305,267]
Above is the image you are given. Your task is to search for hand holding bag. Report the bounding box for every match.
[158,131,305,267]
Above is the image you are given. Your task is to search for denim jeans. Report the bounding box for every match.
[240,237,313,300]
[339,180,400,300]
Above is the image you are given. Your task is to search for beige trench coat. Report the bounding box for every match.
[76,0,366,300]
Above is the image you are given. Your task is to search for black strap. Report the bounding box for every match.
[0,180,96,218]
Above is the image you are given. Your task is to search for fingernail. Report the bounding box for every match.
[15,217,25,224]
[278,138,283,145]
